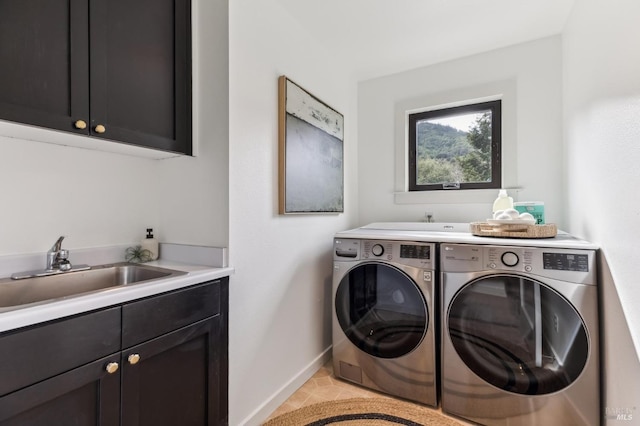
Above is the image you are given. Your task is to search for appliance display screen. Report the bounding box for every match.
[543,253,589,272]
[400,245,430,260]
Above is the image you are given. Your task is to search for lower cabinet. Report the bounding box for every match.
[0,277,229,426]
[0,355,121,426]
[121,317,221,426]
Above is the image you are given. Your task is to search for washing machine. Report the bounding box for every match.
[332,238,438,407]
[440,243,599,425]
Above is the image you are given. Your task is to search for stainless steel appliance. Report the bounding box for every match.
[332,238,438,407]
[440,243,599,425]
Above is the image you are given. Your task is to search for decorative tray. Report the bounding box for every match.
[470,222,557,239]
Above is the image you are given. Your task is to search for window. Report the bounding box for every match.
[408,100,501,191]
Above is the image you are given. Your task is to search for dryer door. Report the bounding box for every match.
[335,262,427,359]
[447,274,589,395]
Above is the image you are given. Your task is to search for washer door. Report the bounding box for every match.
[448,274,589,395]
[335,262,427,359]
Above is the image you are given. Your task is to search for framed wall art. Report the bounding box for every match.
[278,76,344,214]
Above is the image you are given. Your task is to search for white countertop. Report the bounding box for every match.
[335,222,599,250]
[0,243,233,333]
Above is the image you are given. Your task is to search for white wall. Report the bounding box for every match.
[158,0,229,247]
[228,1,358,424]
[563,0,640,421]
[358,36,564,226]
[0,134,159,254]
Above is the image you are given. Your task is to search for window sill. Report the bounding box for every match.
[394,188,506,204]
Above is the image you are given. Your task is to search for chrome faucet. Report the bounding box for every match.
[46,236,72,272]
[11,236,91,280]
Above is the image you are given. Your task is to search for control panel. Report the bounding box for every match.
[334,238,435,269]
[440,243,596,285]
[543,252,589,272]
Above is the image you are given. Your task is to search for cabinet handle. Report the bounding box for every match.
[74,119,87,130]
[94,124,106,134]
[105,362,119,374]
[128,353,141,365]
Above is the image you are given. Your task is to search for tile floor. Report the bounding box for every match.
[264,361,471,424]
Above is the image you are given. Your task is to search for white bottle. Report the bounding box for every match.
[492,189,513,214]
[141,228,159,260]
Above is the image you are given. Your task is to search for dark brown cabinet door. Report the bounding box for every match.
[0,0,191,154]
[0,0,90,135]
[0,355,120,426]
[89,0,192,154]
[121,317,222,426]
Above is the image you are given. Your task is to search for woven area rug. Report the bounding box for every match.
[263,398,464,426]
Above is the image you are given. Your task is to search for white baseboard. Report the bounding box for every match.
[239,347,332,426]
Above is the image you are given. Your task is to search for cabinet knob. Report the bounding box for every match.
[105,362,119,374]
[94,124,106,134]
[128,353,141,365]
[74,119,87,130]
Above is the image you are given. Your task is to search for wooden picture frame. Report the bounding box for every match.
[278,76,344,214]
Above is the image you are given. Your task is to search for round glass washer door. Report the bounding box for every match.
[335,262,428,359]
[448,274,589,395]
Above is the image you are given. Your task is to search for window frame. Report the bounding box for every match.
[408,100,502,192]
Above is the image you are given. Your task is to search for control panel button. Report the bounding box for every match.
[525,265,532,272]
[501,251,519,267]
[371,244,384,257]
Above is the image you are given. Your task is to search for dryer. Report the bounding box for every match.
[440,243,599,425]
[332,238,438,407]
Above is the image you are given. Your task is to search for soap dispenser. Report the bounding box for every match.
[492,189,513,213]
[141,228,159,260]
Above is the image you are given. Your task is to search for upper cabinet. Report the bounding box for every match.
[0,0,192,155]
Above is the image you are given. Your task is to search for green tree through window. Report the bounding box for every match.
[458,112,492,182]
[409,100,501,191]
